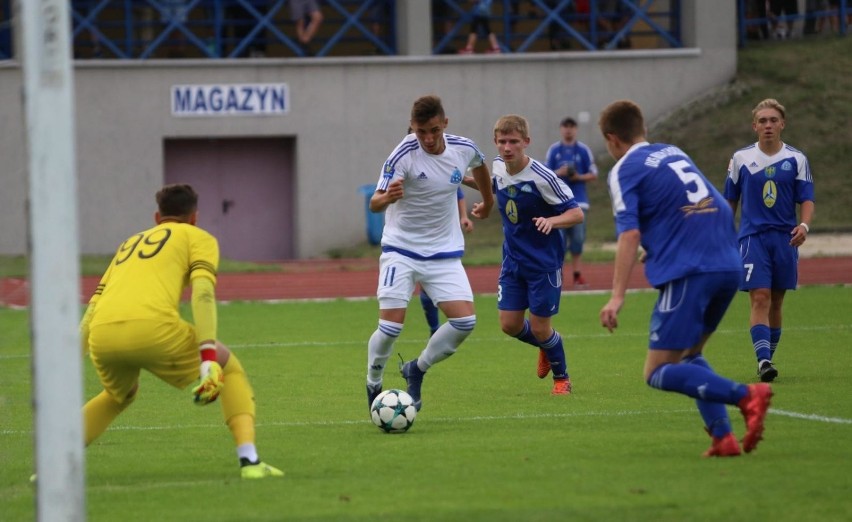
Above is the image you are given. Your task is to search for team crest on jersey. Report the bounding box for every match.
[450,167,462,184]
[504,199,519,224]
[680,196,718,216]
[764,166,776,178]
[781,160,792,171]
[762,180,777,208]
[382,162,394,178]
[506,185,518,198]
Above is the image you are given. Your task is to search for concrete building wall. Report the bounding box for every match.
[0,1,736,259]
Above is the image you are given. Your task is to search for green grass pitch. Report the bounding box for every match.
[1,286,851,521]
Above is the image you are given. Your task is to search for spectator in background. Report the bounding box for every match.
[459,0,502,54]
[724,98,815,383]
[746,0,771,40]
[225,2,268,57]
[370,0,394,55]
[812,0,841,34]
[597,0,631,49]
[73,1,104,58]
[545,117,598,288]
[291,0,323,55]
[543,0,574,50]
[598,99,772,458]
[432,0,458,53]
[159,0,191,57]
[768,0,800,38]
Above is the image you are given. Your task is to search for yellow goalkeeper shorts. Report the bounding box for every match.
[88,319,199,404]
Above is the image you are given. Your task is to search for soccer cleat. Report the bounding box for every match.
[551,378,572,395]
[738,383,773,453]
[399,358,424,411]
[537,349,551,379]
[702,432,742,457]
[240,460,284,479]
[757,360,778,382]
[573,274,589,289]
[367,382,382,409]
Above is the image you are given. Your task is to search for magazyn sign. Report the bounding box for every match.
[171,83,289,117]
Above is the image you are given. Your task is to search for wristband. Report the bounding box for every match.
[200,342,217,362]
[799,222,809,233]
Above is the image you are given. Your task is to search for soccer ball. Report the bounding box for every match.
[370,389,417,433]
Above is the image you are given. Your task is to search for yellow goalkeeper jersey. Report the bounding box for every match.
[89,221,219,327]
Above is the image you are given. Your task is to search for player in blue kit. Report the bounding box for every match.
[545,117,598,288]
[724,98,815,382]
[364,94,494,411]
[491,114,584,395]
[597,100,772,457]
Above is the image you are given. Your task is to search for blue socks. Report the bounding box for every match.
[512,320,569,379]
[420,291,439,336]
[513,319,539,347]
[681,355,733,438]
[769,327,782,360]
[647,360,748,406]
[540,330,568,379]
[751,324,772,362]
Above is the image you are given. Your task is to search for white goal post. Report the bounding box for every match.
[19,0,86,520]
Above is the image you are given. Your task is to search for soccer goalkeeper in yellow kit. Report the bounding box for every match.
[79,183,282,479]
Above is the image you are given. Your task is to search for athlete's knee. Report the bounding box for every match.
[499,317,523,337]
[645,363,669,388]
[749,289,772,309]
[448,315,476,334]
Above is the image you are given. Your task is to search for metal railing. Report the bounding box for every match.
[737,0,848,47]
[0,0,685,60]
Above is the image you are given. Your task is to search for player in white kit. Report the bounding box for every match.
[365,94,494,411]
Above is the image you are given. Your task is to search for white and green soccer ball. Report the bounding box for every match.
[370,389,417,433]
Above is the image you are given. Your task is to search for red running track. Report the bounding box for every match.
[2,257,850,307]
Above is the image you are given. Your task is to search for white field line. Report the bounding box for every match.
[769,408,852,424]
[2,406,850,437]
[5,323,847,360]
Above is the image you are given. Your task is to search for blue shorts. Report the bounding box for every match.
[648,271,739,350]
[497,255,562,317]
[738,230,799,291]
[563,211,587,256]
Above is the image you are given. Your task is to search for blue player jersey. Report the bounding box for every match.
[607,142,741,287]
[724,142,815,239]
[492,157,578,272]
[544,140,597,208]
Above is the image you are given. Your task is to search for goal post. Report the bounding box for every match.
[19,0,86,520]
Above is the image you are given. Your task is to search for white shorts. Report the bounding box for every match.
[377,251,473,309]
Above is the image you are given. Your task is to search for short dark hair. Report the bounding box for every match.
[560,117,577,127]
[411,95,445,124]
[156,183,198,218]
[598,100,645,143]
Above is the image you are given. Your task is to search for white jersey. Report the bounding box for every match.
[376,133,485,259]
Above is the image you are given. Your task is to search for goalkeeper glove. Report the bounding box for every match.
[192,360,224,405]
